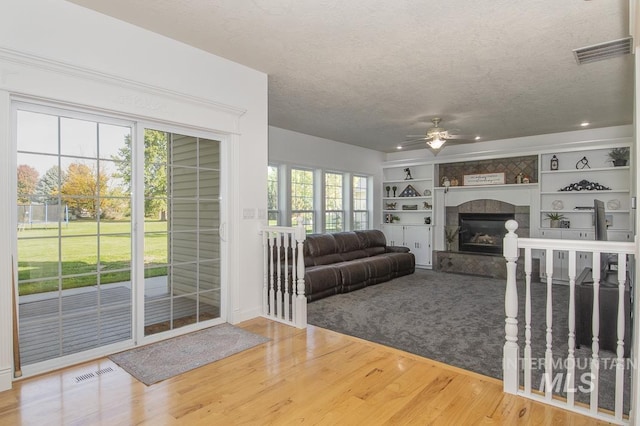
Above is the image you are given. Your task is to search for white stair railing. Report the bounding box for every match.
[261,221,307,328]
[503,220,638,425]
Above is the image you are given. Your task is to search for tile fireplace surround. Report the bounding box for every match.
[435,199,535,279]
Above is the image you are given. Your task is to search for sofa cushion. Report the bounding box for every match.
[313,253,344,266]
[381,252,415,278]
[335,260,369,292]
[306,233,338,257]
[333,231,368,261]
[359,256,393,285]
[305,265,342,302]
[355,230,387,256]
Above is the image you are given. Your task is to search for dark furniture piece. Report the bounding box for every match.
[575,268,632,358]
[302,230,415,301]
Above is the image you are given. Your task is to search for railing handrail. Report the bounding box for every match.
[516,236,635,254]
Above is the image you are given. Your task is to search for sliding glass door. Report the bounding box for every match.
[16,106,133,365]
[15,104,226,370]
[142,129,222,336]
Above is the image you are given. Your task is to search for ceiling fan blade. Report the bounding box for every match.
[405,135,430,139]
[401,139,429,146]
[446,134,474,139]
[445,139,476,145]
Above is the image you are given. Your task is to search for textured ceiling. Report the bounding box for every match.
[67,0,634,153]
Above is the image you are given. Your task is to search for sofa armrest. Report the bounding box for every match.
[386,246,410,253]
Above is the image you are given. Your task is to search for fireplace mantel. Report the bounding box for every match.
[434,182,538,209]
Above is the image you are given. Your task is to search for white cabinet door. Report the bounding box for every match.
[381,224,405,247]
[405,226,430,267]
[403,225,432,268]
[381,224,432,268]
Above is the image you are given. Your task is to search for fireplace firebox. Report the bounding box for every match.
[458,213,515,255]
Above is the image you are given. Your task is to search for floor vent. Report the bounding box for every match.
[74,367,115,383]
[75,372,96,383]
[95,367,114,376]
[573,37,633,65]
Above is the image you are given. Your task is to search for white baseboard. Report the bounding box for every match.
[0,368,13,392]
[229,307,261,325]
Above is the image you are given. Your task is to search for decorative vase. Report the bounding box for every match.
[613,159,627,167]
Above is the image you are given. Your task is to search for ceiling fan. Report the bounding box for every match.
[403,117,474,151]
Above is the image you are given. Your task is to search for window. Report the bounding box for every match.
[291,168,314,233]
[352,175,369,230]
[324,172,343,232]
[267,165,279,225]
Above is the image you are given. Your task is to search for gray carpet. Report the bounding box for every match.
[109,323,269,385]
[307,269,631,414]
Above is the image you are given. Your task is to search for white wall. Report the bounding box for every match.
[0,0,267,390]
[269,126,385,228]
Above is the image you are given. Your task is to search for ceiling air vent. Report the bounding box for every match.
[573,37,633,65]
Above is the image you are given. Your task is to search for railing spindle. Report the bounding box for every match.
[524,246,532,394]
[566,250,577,407]
[590,252,601,413]
[615,254,626,420]
[544,248,554,401]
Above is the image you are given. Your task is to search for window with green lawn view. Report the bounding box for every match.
[267,165,279,225]
[325,172,343,232]
[352,175,369,230]
[291,168,314,233]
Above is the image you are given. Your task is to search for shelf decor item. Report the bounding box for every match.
[606,199,621,210]
[385,202,397,210]
[607,147,629,167]
[385,185,391,197]
[402,204,418,210]
[404,168,413,180]
[398,184,420,197]
[575,156,590,169]
[462,172,505,186]
[545,212,566,228]
[423,189,431,196]
[392,186,397,197]
[550,155,559,171]
[444,226,460,251]
[559,179,610,191]
[423,201,432,209]
[552,200,564,210]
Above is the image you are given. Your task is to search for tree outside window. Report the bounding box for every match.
[325,172,343,232]
[352,175,369,230]
[267,165,279,225]
[291,168,314,233]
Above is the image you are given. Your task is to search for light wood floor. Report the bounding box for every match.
[0,318,613,425]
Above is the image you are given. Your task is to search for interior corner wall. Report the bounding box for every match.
[268,126,386,227]
[0,0,267,390]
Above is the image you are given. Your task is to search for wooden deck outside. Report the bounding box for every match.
[18,285,218,365]
[0,318,613,425]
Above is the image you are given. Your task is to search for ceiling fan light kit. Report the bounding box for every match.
[427,137,446,150]
[403,117,472,152]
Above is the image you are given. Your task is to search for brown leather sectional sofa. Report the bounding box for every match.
[303,230,415,301]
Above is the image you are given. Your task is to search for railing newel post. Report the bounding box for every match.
[503,219,520,394]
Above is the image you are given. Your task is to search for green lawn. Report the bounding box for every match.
[18,220,168,296]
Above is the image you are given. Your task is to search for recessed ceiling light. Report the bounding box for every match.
[396,145,402,150]
[580,122,590,127]
[474,136,481,140]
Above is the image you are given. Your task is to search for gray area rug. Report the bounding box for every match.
[109,323,269,385]
[308,269,630,413]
